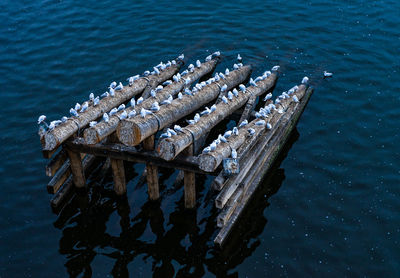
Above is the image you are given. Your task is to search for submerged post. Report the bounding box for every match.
[142,135,160,200]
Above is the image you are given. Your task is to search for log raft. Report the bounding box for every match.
[38,53,314,247]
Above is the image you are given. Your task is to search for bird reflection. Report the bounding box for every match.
[54,129,300,277]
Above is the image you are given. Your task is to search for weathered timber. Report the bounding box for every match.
[117,65,252,146]
[214,85,308,208]
[238,95,257,124]
[41,60,182,151]
[143,135,160,200]
[199,84,307,173]
[157,71,278,161]
[84,58,220,145]
[214,87,314,246]
[46,149,68,177]
[66,148,86,188]
[183,144,196,208]
[47,159,71,194]
[217,187,243,227]
[111,159,126,195]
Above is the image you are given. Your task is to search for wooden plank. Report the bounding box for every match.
[83,57,220,145]
[157,71,278,161]
[47,161,71,194]
[214,87,314,246]
[183,144,196,208]
[66,148,86,188]
[46,149,68,176]
[110,159,126,195]
[41,58,183,151]
[143,135,159,200]
[117,65,252,146]
[238,95,257,124]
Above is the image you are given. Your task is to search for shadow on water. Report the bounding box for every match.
[54,129,300,278]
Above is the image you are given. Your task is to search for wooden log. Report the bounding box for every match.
[111,159,126,195]
[66,148,86,188]
[117,65,252,146]
[214,87,314,246]
[47,160,71,194]
[157,71,278,161]
[238,95,257,124]
[41,59,182,151]
[46,148,68,177]
[199,84,307,173]
[214,85,308,208]
[217,187,243,227]
[183,144,196,208]
[143,135,160,200]
[83,58,219,145]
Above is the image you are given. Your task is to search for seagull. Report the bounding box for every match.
[210,141,217,151]
[213,51,221,56]
[232,88,239,97]
[153,67,160,75]
[254,76,263,83]
[160,131,171,139]
[109,81,117,89]
[141,108,153,118]
[239,120,248,128]
[293,95,299,103]
[264,93,273,101]
[205,55,212,61]
[324,71,333,78]
[163,80,172,86]
[166,61,172,67]
[101,91,109,98]
[70,108,79,117]
[188,64,194,71]
[233,64,239,70]
[224,130,232,138]
[250,78,257,87]
[80,102,89,113]
[161,95,173,105]
[155,85,163,92]
[255,120,266,126]
[150,102,160,112]
[184,88,193,96]
[130,98,136,107]
[231,149,237,159]
[173,75,180,82]
[255,112,263,118]
[137,97,144,105]
[167,128,177,136]
[109,108,118,116]
[117,104,125,111]
[74,103,81,111]
[127,75,140,85]
[237,54,242,62]
[233,127,239,136]
[219,134,228,143]
[160,63,166,70]
[194,113,200,122]
[221,84,228,92]
[128,110,136,118]
[115,82,123,91]
[214,74,220,81]
[302,76,309,84]
[275,98,281,104]
[37,115,47,125]
[225,68,230,75]
[172,60,177,65]
[210,104,217,113]
[187,119,196,125]
[143,70,150,76]
[118,111,128,120]
[248,128,256,136]
[263,71,272,77]
[109,87,115,97]
[202,146,211,154]
[184,78,191,88]
[266,123,272,129]
[288,85,298,94]
[201,107,211,115]
[219,72,226,79]
[196,83,202,90]
[103,113,109,122]
[178,92,183,99]
[48,121,58,130]
[181,70,189,76]
[178,54,184,60]
[61,116,68,123]
[222,96,229,104]
[89,93,94,101]
[150,89,157,98]
[174,125,183,133]
[93,96,100,106]
[89,121,97,127]
[271,65,280,71]
[239,84,246,92]
[196,60,201,68]
[227,91,234,100]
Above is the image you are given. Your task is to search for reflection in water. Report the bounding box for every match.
[55,129,300,277]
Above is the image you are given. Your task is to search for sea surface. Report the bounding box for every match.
[1,0,399,277]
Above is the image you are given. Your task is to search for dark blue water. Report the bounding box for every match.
[1,0,399,277]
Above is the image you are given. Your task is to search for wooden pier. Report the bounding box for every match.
[38,53,313,246]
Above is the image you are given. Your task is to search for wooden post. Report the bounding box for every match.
[117,65,252,146]
[183,144,196,208]
[111,159,126,195]
[66,148,86,188]
[142,135,159,200]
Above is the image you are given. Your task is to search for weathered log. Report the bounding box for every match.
[83,58,219,145]
[157,71,278,161]
[183,144,196,208]
[47,159,71,194]
[111,159,126,195]
[214,87,314,246]
[66,148,86,188]
[41,59,182,151]
[143,135,159,200]
[217,187,243,227]
[238,95,257,124]
[46,149,68,176]
[199,84,307,173]
[214,85,308,208]
[117,65,252,146]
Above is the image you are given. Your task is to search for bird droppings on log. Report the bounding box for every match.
[38,52,314,247]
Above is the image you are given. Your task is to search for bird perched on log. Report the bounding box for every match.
[254,76,263,83]
[213,51,221,57]
[173,74,180,82]
[140,108,152,118]
[224,130,232,138]
[221,84,228,92]
[156,85,163,92]
[302,76,309,84]
[178,54,184,60]
[163,80,172,86]
[80,102,89,113]
[255,120,266,126]
[232,88,239,97]
[248,128,256,136]
[288,85,298,94]
[118,111,128,120]
[233,127,239,136]
[219,134,228,143]
[115,82,123,91]
[128,110,136,118]
[210,104,217,113]
[37,115,47,125]
[143,70,150,76]
[195,83,203,90]
[184,88,193,96]
[227,91,234,100]
[61,116,68,123]
[150,89,157,98]
[205,55,212,61]
[231,149,237,159]
[250,78,257,87]
[89,121,97,127]
[187,119,196,125]
[293,95,299,103]
[237,54,242,62]
[202,146,211,154]
[239,120,248,128]
[188,64,194,71]
[196,60,201,68]
[166,61,172,67]
[201,107,211,115]
[89,93,94,102]
[172,60,177,65]
[264,93,272,101]
[130,98,136,108]
[109,87,115,97]
[266,123,272,129]
[153,67,160,75]
[233,64,239,70]
[127,75,140,86]
[174,125,183,133]
[161,95,173,105]
[194,113,201,123]
[167,128,177,136]
[324,71,333,78]
[178,92,183,99]
[137,97,144,105]
[222,96,229,104]
[117,104,125,111]
[103,113,109,123]
[48,120,62,130]
[109,81,117,89]
[239,84,246,92]
[150,102,160,112]
[214,74,220,82]
[74,103,81,111]
[219,72,226,80]
[225,68,230,75]
[272,65,280,71]
[109,108,118,116]
[210,141,217,151]
[160,131,171,139]
[181,70,188,76]
[93,96,100,106]
[70,108,79,117]
[101,91,109,98]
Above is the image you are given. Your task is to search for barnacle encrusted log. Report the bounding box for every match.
[157,71,278,161]
[83,58,220,145]
[41,60,182,151]
[117,65,252,146]
[214,87,314,246]
[199,84,307,173]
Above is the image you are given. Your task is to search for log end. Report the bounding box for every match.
[43,132,58,152]
[157,139,176,161]
[84,127,100,145]
[198,153,218,172]
[117,119,141,146]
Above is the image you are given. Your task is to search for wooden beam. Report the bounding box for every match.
[66,148,86,188]
[41,58,183,151]
[143,135,159,200]
[84,57,220,145]
[238,95,257,124]
[157,71,278,161]
[117,65,252,146]
[111,159,126,195]
[183,144,196,208]
[47,160,71,194]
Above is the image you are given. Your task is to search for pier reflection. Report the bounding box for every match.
[54,129,299,277]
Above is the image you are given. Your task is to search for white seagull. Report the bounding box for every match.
[109,108,118,116]
[302,76,309,84]
[231,149,237,159]
[222,96,229,104]
[150,102,160,112]
[128,110,136,118]
[239,120,248,128]
[324,71,333,78]
[118,111,128,120]
[264,93,273,101]
[137,97,144,105]
[103,113,109,123]
[114,82,123,91]
[140,108,152,118]
[89,121,97,127]
[70,108,79,117]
